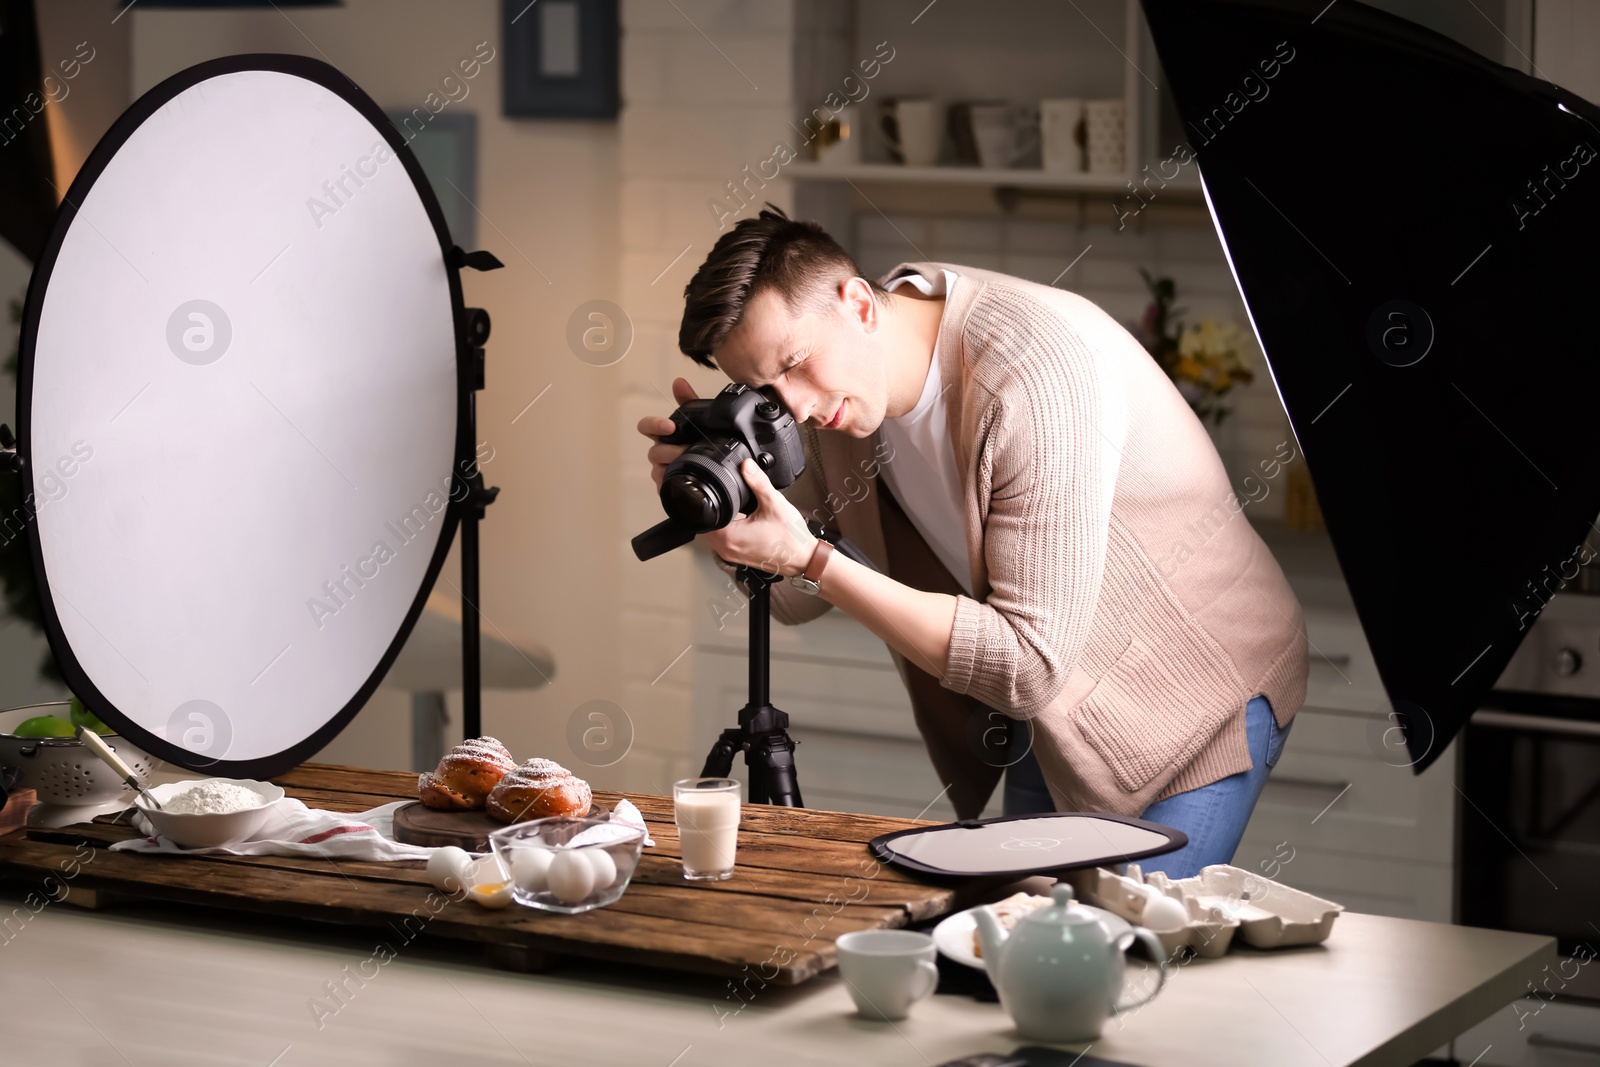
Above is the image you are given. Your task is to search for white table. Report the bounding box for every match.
[0,884,1554,1067]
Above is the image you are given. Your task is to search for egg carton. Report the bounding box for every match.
[1064,862,1344,961]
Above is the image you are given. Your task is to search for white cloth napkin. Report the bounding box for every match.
[609,797,656,847]
[110,798,437,860]
[108,796,657,859]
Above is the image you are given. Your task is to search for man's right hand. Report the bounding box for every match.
[636,377,700,489]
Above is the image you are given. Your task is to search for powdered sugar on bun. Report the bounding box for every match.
[452,736,516,772]
[501,757,571,784]
[485,758,590,823]
[417,736,519,810]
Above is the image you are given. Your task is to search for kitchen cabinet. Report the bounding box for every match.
[1235,592,1460,923]
[1233,708,1458,923]
[1451,995,1600,1067]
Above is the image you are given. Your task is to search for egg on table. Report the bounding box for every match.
[547,848,596,904]
[586,847,618,890]
[510,846,554,892]
[425,846,474,893]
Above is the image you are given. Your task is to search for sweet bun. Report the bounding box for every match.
[973,892,1051,957]
[418,736,517,811]
[486,757,592,823]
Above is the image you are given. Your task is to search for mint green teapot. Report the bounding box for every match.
[973,882,1168,1043]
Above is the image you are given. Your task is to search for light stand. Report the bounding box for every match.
[700,565,803,806]
[449,247,504,741]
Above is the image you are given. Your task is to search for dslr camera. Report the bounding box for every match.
[632,384,806,561]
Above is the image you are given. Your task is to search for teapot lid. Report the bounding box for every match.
[1022,882,1100,927]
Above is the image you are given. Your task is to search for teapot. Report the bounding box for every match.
[974,882,1168,1042]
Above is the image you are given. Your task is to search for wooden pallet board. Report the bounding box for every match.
[0,762,983,985]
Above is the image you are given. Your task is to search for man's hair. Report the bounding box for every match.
[677,205,887,369]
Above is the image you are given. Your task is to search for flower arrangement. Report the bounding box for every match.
[1131,267,1255,426]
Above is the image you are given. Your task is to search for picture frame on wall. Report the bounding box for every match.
[502,0,620,120]
[385,110,478,248]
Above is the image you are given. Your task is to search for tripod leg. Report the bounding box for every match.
[700,732,741,779]
[750,735,803,808]
[745,745,769,806]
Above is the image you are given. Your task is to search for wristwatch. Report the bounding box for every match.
[790,538,834,595]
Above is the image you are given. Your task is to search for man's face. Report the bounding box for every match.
[711,280,887,437]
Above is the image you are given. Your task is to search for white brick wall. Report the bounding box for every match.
[614,0,798,792]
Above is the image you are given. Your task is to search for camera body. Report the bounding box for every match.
[632,384,806,561]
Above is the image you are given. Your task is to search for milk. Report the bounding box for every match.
[674,789,740,879]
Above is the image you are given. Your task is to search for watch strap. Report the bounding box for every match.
[802,538,834,585]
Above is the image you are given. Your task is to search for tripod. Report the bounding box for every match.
[700,565,803,806]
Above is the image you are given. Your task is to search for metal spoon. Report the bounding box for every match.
[75,725,163,810]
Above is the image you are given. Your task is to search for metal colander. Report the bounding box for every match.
[0,702,162,806]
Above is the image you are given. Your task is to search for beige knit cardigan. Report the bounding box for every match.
[761,261,1309,817]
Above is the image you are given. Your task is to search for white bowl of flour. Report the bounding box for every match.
[134,778,286,847]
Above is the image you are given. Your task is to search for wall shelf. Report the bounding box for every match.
[786,160,1204,216]
[785,160,1132,193]
[787,0,1199,222]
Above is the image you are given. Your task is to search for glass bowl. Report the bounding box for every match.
[489,814,645,914]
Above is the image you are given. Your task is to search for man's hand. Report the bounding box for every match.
[703,457,819,578]
[636,377,698,488]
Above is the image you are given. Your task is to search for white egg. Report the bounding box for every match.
[585,847,618,889]
[426,846,473,893]
[548,848,596,904]
[1140,890,1190,932]
[510,847,554,892]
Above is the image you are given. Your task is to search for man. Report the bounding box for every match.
[639,206,1307,878]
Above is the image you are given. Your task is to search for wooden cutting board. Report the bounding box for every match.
[391,799,606,850]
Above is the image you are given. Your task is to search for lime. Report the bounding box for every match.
[13,715,77,738]
[68,696,112,735]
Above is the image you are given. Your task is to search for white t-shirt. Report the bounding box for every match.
[878,267,1128,601]
[878,269,975,596]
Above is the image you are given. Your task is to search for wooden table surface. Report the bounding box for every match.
[0,763,999,985]
[0,764,1559,1066]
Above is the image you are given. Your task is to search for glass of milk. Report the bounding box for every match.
[673,777,741,881]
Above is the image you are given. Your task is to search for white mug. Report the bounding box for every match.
[814,104,862,166]
[1040,98,1085,173]
[967,102,1038,169]
[835,929,939,1021]
[1085,98,1126,175]
[879,98,940,166]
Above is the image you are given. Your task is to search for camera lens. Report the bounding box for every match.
[661,472,722,530]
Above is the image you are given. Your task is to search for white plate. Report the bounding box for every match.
[932,901,1132,971]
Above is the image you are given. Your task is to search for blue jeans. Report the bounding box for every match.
[1001,694,1290,880]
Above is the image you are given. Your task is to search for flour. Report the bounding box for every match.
[165,780,267,815]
